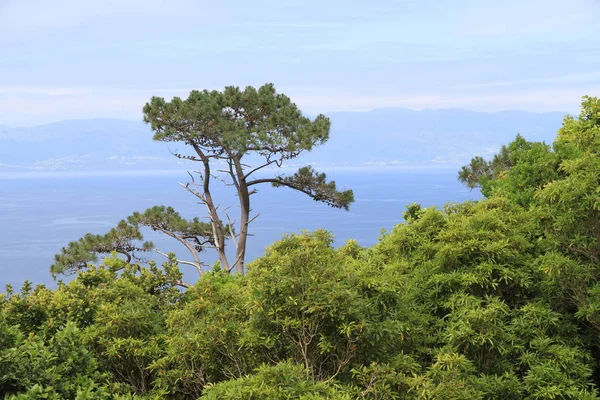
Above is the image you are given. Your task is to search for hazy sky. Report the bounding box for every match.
[1,0,599,126]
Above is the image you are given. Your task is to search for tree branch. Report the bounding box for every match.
[247,166,354,210]
[155,249,205,275]
[243,157,281,180]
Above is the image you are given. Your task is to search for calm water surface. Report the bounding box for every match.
[0,167,481,288]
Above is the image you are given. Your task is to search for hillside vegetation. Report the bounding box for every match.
[1,96,599,399]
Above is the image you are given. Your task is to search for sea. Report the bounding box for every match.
[0,167,482,289]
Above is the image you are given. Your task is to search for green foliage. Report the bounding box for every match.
[150,271,254,398]
[53,83,354,277]
[349,356,421,399]
[246,230,424,382]
[271,166,355,210]
[142,83,354,273]
[6,95,600,398]
[411,352,485,399]
[1,257,185,398]
[0,322,111,398]
[51,206,216,279]
[458,155,494,190]
[51,220,152,276]
[128,206,215,249]
[143,83,331,159]
[201,362,352,399]
[459,134,560,205]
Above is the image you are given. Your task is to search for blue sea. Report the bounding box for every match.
[0,167,481,289]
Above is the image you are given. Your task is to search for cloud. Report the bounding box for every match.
[449,0,597,38]
[292,89,592,113]
[0,0,198,30]
[0,87,76,96]
[442,72,600,89]
[0,86,200,126]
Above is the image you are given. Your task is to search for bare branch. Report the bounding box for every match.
[171,151,202,163]
[248,213,260,225]
[243,158,281,180]
[226,251,244,273]
[179,182,207,204]
[223,159,240,191]
[187,170,196,183]
[212,171,234,186]
[155,249,205,274]
[224,211,239,248]
[173,280,190,288]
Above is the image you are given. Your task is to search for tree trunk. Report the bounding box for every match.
[234,159,250,275]
[191,143,230,271]
[236,181,249,275]
[203,172,229,271]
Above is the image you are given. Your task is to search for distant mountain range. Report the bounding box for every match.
[0,109,567,173]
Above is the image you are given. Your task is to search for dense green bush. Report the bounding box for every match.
[2,96,600,398]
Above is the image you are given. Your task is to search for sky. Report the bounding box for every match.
[0,0,599,126]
